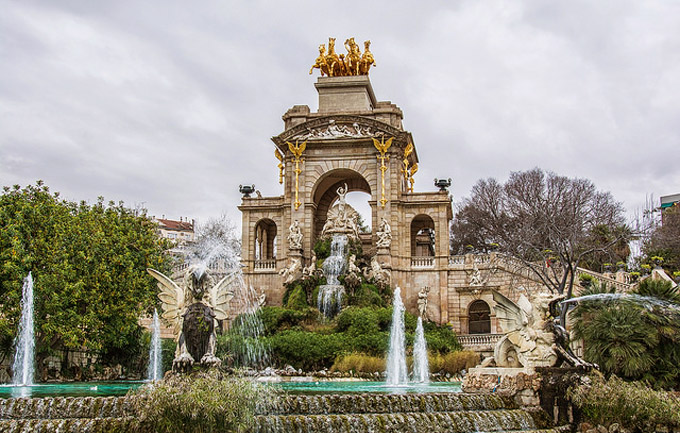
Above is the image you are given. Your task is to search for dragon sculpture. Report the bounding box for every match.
[147,264,236,372]
[486,290,559,368]
[484,289,595,369]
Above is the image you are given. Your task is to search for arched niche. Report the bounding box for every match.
[254,219,277,262]
[410,214,435,257]
[468,300,491,334]
[311,169,372,240]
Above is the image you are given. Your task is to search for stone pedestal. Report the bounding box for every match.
[315,76,377,113]
[462,367,541,407]
[376,246,391,269]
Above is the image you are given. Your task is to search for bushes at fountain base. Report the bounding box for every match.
[131,371,278,433]
[329,350,479,376]
[331,353,386,374]
[568,374,680,432]
[429,351,480,376]
[232,305,462,372]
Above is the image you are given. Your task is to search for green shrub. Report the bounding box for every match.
[347,283,385,308]
[331,353,385,374]
[286,285,309,310]
[313,238,332,261]
[264,330,347,371]
[336,307,381,335]
[131,371,278,433]
[568,374,680,432]
[572,279,680,389]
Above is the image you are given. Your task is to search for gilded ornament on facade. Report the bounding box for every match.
[402,142,413,181]
[310,37,376,77]
[409,162,418,193]
[274,148,284,184]
[286,140,306,210]
[372,136,393,207]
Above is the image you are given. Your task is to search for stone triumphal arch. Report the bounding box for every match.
[238,50,568,351]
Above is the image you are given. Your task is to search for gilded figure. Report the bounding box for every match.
[309,44,330,76]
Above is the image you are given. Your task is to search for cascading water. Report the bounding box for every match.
[227,283,270,368]
[318,235,347,317]
[412,316,429,383]
[12,273,35,386]
[386,287,408,385]
[147,309,162,381]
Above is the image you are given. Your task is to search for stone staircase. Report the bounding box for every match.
[254,393,572,433]
[0,393,572,433]
[0,396,134,432]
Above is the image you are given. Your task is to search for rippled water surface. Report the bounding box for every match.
[0,381,143,398]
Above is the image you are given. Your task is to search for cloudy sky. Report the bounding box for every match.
[1,0,679,229]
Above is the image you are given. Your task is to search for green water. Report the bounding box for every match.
[0,380,461,398]
[277,380,462,394]
[0,381,144,398]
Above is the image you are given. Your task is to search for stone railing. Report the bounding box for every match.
[449,255,466,265]
[411,256,434,268]
[173,260,233,275]
[576,267,633,292]
[458,334,503,349]
[254,259,277,271]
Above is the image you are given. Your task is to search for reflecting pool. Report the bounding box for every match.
[0,381,144,398]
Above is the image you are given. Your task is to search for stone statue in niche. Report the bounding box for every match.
[482,290,558,369]
[417,286,430,320]
[288,220,303,250]
[364,256,391,289]
[376,217,392,248]
[321,183,360,239]
[147,265,236,372]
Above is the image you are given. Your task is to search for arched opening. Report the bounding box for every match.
[345,191,372,233]
[312,169,372,241]
[254,219,277,269]
[468,300,491,334]
[411,215,435,257]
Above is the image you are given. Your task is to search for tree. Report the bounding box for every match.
[191,214,242,270]
[644,205,680,273]
[0,181,171,369]
[450,168,629,297]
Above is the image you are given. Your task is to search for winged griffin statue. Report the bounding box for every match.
[485,290,559,369]
[147,264,236,372]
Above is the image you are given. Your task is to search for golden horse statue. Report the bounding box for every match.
[325,37,344,77]
[309,44,330,76]
[359,40,376,75]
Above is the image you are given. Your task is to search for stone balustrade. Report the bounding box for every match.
[411,256,434,268]
[458,334,503,349]
[254,259,277,271]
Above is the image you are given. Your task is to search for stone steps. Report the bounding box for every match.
[0,417,135,433]
[254,409,550,433]
[0,396,131,420]
[269,393,518,415]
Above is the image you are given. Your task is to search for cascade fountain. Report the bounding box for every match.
[12,273,35,386]
[318,234,347,317]
[385,287,408,385]
[412,317,429,383]
[147,309,162,381]
[227,282,270,368]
